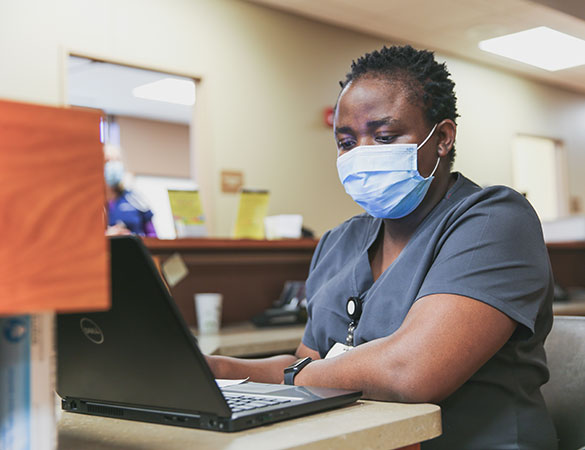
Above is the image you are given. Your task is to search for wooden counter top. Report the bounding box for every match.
[58,400,441,450]
[553,298,585,316]
[195,323,305,357]
[143,237,319,252]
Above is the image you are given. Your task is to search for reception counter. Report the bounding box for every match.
[142,238,585,327]
[143,238,318,327]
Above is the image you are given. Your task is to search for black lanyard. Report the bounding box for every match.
[345,296,363,346]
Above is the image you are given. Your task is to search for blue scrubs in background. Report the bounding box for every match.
[107,190,156,237]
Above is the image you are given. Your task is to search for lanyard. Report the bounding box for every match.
[345,296,363,346]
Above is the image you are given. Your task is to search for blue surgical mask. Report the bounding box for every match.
[337,124,439,219]
[104,160,124,187]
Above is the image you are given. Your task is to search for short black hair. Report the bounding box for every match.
[340,45,459,162]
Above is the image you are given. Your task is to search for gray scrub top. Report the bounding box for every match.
[303,173,557,450]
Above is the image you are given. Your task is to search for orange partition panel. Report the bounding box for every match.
[0,99,109,314]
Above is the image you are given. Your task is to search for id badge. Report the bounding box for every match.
[325,342,353,359]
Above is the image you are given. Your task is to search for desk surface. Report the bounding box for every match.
[57,400,441,450]
[553,300,585,316]
[196,323,305,357]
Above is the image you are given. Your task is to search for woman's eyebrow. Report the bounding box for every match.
[334,125,354,135]
[367,116,401,128]
[335,117,401,135]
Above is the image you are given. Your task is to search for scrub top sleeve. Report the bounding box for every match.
[301,231,331,353]
[301,315,318,352]
[144,220,157,238]
[417,188,550,336]
[309,230,330,272]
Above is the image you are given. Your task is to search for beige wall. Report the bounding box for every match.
[1,0,585,237]
[117,116,190,178]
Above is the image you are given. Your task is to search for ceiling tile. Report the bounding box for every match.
[243,0,585,94]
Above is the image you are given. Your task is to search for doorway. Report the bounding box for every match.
[67,55,200,238]
[511,134,569,222]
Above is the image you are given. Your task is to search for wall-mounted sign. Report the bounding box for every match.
[221,170,244,193]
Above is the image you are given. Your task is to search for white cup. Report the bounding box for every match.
[194,293,223,335]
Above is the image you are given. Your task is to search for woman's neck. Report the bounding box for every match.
[369,171,456,281]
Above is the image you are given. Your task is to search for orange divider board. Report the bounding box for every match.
[0,99,109,314]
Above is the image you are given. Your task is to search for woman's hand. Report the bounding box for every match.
[106,223,131,236]
[205,354,223,378]
[202,353,300,383]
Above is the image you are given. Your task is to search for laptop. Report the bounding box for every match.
[57,236,361,432]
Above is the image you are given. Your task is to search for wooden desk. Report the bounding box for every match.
[57,400,441,450]
[547,241,585,289]
[553,297,585,316]
[196,323,306,357]
[148,238,585,327]
[144,238,318,327]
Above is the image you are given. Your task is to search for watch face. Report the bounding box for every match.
[286,357,311,372]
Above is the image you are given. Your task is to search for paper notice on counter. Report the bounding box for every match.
[161,253,189,288]
[167,189,207,238]
[232,190,270,239]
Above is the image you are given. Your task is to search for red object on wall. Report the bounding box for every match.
[323,106,334,127]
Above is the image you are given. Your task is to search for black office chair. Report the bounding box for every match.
[542,315,585,450]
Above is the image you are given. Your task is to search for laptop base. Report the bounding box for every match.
[62,393,358,432]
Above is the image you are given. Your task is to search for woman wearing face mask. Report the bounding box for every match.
[104,155,157,238]
[207,46,557,449]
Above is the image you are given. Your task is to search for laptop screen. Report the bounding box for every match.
[57,236,230,416]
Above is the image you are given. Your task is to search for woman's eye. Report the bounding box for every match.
[337,140,356,150]
[376,135,396,144]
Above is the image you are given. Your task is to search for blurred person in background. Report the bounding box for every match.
[104,145,157,237]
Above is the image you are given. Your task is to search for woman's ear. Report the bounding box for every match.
[436,119,456,157]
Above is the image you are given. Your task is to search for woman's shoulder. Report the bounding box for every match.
[448,173,539,221]
[436,174,546,256]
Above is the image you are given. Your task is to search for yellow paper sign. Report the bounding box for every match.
[167,189,207,237]
[233,190,270,239]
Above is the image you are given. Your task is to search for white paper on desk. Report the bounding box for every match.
[264,214,303,239]
[216,378,249,388]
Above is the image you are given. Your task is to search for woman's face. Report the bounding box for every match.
[334,76,440,179]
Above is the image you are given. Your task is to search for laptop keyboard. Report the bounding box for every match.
[223,393,292,413]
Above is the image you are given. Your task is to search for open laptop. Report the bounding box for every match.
[57,236,361,432]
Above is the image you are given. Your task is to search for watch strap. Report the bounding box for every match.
[284,368,296,385]
[284,357,312,385]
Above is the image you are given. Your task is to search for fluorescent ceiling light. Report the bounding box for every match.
[132,78,195,105]
[479,26,585,71]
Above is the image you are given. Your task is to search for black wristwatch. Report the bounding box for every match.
[283,357,312,385]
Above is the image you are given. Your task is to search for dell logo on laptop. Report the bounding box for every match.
[80,318,104,344]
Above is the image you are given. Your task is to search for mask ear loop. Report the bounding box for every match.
[417,123,438,151]
[417,123,440,178]
[428,154,441,178]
